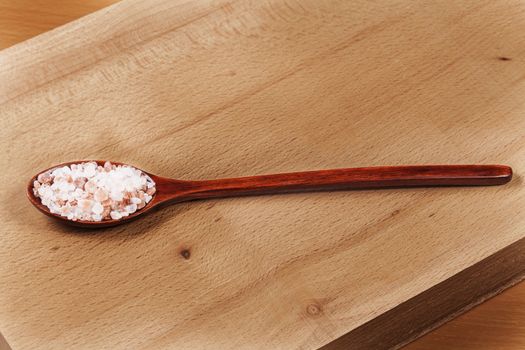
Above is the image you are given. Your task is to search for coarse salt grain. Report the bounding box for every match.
[130,197,142,205]
[92,202,104,215]
[33,161,155,222]
[110,211,122,220]
[125,204,137,214]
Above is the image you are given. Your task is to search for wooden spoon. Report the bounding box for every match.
[27,161,512,228]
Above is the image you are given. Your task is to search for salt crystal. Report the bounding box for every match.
[125,204,137,214]
[110,190,124,201]
[57,182,70,192]
[51,168,62,177]
[84,180,97,193]
[60,205,72,216]
[92,202,104,215]
[122,167,134,177]
[146,187,156,196]
[57,191,69,201]
[110,201,119,210]
[37,172,52,184]
[74,177,87,188]
[33,161,155,222]
[78,199,93,213]
[110,211,122,220]
[94,188,109,202]
[38,185,51,197]
[102,205,111,218]
[124,178,135,192]
[84,163,97,178]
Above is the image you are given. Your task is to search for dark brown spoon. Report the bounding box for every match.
[27,161,512,228]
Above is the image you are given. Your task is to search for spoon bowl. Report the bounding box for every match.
[27,160,178,228]
[28,161,513,228]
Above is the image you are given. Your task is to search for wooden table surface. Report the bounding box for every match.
[0,1,523,349]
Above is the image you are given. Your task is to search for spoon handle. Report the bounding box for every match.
[179,165,512,200]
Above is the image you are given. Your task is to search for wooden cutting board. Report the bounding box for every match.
[0,0,524,349]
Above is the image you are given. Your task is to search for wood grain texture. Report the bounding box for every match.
[0,0,118,49]
[0,0,524,349]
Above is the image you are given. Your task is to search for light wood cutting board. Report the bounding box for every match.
[0,0,524,349]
